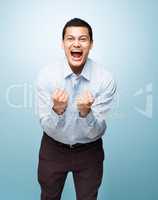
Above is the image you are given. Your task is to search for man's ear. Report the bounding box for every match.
[90,41,93,49]
[61,41,64,49]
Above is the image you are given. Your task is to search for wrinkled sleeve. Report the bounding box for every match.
[77,78,117,139]
[35,69,66,136]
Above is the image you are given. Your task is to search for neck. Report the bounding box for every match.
[70,59,87,75]
[69,64,85,75]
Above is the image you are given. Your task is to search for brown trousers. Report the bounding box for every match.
[38,133,104,200]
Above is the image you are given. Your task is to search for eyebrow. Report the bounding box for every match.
[65,35,89,38]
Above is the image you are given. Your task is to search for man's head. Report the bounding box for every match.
[62,18,93,74]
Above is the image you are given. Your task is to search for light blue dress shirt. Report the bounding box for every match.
[36,57,117,145]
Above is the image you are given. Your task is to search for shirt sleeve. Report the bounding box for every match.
[35,69,66,136]
[77,77,117,139]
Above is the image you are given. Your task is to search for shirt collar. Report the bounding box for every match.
[63,57,91,81]
[80,58,91,81]
[63,57,73,79]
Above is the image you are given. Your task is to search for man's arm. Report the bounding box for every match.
[76,78,117,139]
[36,70,68,136]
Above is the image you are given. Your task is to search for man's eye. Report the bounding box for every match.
[80,38,88,42]
[67,38,73,41]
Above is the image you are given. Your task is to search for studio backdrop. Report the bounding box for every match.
[0,0,157,199]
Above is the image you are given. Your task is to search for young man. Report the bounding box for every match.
[36,18,116,200]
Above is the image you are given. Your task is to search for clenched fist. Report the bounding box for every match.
[52,89,69,115]
[76,90,94,117]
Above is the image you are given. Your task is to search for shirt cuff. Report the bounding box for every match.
[78,110,96,127]
[51,108,65,128]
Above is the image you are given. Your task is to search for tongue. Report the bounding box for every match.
[72,52,82,58]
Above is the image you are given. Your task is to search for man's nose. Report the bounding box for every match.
[73,39,80,47]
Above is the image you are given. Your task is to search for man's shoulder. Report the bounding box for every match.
[89,58,114,82]
[89,59,117,94]
[37,61,63,80]
[36,61,63,89]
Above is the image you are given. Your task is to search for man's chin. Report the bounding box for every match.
[69,60,84,68]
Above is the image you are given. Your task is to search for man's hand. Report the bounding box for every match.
[52,89,69,115]
[76,90,94,117]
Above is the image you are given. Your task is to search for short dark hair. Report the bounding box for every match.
[62,18,93,42]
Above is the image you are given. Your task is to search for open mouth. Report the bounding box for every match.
[71,50,83,60]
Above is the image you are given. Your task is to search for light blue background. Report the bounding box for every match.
[0,0,158,199]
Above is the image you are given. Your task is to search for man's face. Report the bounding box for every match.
[62,26,93,72]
